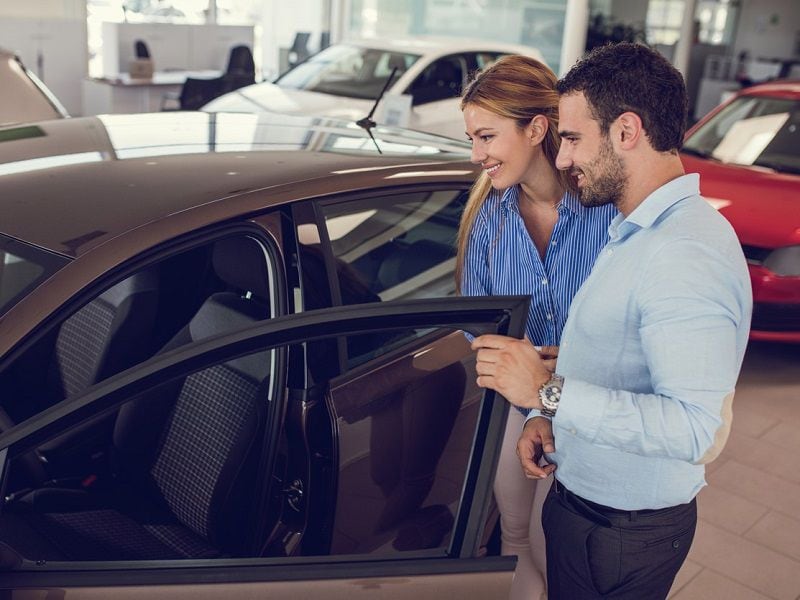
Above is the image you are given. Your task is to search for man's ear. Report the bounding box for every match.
[614,112,643,150]
[528,114,549,146]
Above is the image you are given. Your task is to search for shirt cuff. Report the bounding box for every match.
[524,408,551,423]
[555,378,606,441]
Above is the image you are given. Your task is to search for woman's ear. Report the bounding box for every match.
[528,114,549,146]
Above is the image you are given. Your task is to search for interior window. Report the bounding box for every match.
[319,189,467,366]
[327,327,479,557]
[407,55,466,105]
[0,233,277,490]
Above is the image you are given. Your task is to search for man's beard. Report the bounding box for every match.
[575,137,627,208]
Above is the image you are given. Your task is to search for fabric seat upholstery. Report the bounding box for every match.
[0,237,273,562]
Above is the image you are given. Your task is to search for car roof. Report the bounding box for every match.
[739,79,800,98]
[0,111,474,259]
[344,36,543,60]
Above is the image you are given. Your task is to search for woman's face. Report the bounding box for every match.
[463,103,539,190]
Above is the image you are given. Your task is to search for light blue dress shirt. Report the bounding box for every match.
[461,185,616,346]
[539,174,752,510]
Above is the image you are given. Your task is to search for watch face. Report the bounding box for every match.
[540,381,562,410]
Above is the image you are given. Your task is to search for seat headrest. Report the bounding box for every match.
[211,237,271,300]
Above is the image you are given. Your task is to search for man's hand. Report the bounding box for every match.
[471,335,551,409]
[517,417,557,479]
[538,345,559,373]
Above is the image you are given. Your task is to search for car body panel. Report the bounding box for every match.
[0,298,527,597]
[0,112,476,359]
[0,111,521,594]
[0,557,515,599]
[0,48,67,126]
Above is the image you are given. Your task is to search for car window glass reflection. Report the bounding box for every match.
[320,189,466,367]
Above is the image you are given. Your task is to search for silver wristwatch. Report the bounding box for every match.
[539,374,564,418]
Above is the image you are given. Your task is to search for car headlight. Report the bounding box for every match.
[763,245,800,277]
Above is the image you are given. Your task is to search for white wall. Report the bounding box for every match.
[260,0,326,78]
[0,0,85,20]
[733,0,800,60]
[0,1,87,116]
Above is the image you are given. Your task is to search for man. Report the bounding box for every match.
[471,42,752,599]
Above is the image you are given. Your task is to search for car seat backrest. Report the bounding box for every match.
[113,237,272,553]
[49,270,159,400]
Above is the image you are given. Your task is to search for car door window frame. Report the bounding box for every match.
[304,182,470,347]
[0,223,285,425]
[0,296,527,587]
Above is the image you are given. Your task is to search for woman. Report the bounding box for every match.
[457,55,616,600]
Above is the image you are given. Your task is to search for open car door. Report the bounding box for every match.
[0,296,527,599]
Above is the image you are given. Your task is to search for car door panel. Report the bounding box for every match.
[0,555,516,599]
[0,296,528,596]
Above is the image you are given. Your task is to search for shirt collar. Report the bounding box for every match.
[610,173,699,241]
[625,173,700,228]
[498,185,585,216]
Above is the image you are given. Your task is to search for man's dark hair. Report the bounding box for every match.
[556,42,688,152]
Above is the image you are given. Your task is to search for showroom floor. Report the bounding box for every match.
[667,341,800,600]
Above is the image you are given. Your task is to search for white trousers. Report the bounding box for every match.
[494,408,550,600]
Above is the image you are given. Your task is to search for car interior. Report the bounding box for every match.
[0,237,278,560]
[0,235,277,561]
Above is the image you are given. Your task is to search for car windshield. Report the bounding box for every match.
[276,44,421,100]
[683,94,800,174]
[0,233,69,317]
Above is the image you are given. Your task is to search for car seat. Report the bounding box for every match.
[0,237,273,561]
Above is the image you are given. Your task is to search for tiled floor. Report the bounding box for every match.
[668,341,800,600]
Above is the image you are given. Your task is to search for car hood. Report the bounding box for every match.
[202,82,375,122]
[681,153,800,248]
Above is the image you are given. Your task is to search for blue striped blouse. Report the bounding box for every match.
[462,185,617,346]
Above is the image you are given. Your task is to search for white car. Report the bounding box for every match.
[201,37,544,140]
[0,48,67,126]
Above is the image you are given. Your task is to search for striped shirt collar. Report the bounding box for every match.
[498,185,587,217]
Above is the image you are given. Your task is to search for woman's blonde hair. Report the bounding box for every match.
[455,54,569,291]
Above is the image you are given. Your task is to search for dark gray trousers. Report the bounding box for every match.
[542,479,696,599]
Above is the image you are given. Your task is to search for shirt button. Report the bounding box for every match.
[551,240,558,245]
[541,278,548,285]
[570,428,577,435]
[546,314,552,320]
[606,248,614,255]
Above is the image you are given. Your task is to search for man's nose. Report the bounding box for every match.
[555,144,571,171]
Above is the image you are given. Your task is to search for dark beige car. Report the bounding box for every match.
[0,47,67,126]
[0,111,527,598]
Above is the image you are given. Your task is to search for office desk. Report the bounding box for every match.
[83,71,221,115]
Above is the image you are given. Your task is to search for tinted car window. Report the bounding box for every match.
[319,189,466,366]
[0,233,69,318]
[407,55,466,105]
[277,44,421,100]
[328,328,479,556]
[684,95,800,173]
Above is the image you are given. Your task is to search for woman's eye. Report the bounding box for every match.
[480,135,493,142]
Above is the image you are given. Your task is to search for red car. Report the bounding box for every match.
[681,80,800,342]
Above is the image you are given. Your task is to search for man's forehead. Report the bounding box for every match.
[558,92,590,119]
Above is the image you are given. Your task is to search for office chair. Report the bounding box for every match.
[165,45,256,111]
[134,40,151,59]
[287,32,311,69]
